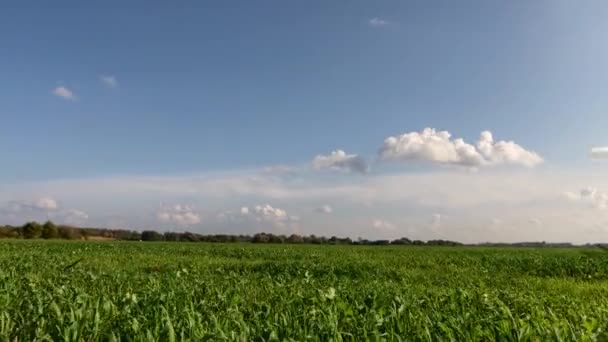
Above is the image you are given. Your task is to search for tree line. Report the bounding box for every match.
[2,221,591,247]
[0,221,464,246]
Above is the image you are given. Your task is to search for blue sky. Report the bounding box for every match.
[2,1,608,242]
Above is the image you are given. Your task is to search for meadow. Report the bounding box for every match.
[1,240,607,341]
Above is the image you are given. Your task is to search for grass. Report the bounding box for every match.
[1,240,608,340]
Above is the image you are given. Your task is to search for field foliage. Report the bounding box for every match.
[1,240,608,340]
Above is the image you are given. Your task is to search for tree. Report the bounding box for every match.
[41,221,58,239]
[287,234,304,244]
[164,232,180,241]
[141,230,163,241]
[180,232,200,242]
[58,226,78,240]
[391,237,412,245]
[252,232,270,243]
[22,222,42,239]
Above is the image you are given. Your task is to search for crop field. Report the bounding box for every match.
[1,241,608,341]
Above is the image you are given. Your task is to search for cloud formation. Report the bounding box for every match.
[4,168,608,242]
[246,204,298,226]
[1,196,89,226]
[379,128,543,168]
[313,150,368,174]
[590,146,608,159]
[369,18,390,27]
[8,197,59,212]
[372,219,396,231]
[100,75,118,88]
[157,204,201,225]
[64,209,89,225]
[315,204,333,214]
[566,187,608,209]
[52,86,76,101]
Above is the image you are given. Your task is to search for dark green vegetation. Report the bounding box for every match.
[1,241,608,340]
[2,221,459,246]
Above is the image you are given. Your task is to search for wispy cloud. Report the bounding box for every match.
[1,196,88,226]
[64,209,89,226]
[7,197,59,212]
[315,205,333,214]
[372,219,396,232]
[52,86,76,101]
[2,168,608,242]
[313,150,369,174]
[100,75,118,88]
[369,17,391,28]
[590,146,608,159]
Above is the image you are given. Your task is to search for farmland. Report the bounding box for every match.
[1,240,608,340]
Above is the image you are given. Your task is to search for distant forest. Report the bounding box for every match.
[0,221,596,247]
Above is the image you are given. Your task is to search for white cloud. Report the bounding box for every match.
[567,187,608,210]
[0,196,91,226]
[6,164,608,243]
[372,219,396,231]
[369,17,391,27]
[581,187,597,198]
[379,128,543,168]
[218,203,299,231]
[157,204,201,225]
[249,204,288,223]
[313,150,368,174]
[100,75,118,88]
[52,86,76,101]
[8,197,59,212]
[33,197,59,210]
[590,146,608,159]
[220,204,293,224]
[63,209,89,225]
[476,131,543,167]
[315,204,333,214]
[431,213,441,228]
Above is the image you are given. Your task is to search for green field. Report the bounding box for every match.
[1,240,608,341]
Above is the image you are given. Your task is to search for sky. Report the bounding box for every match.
[2,1,608,243]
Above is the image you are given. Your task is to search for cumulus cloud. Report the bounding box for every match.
[157,204,201,225]
[379,128,543,168]
[566,187,608,210]
[315,204,333,214]
[590,146,608,159]
[369,17,391,27]
[222,204,298,229]
[476,131,543,167]
[313,150,369,174]
[52,86,76,101]
[100,75,118,88]
[250,204,288,223]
